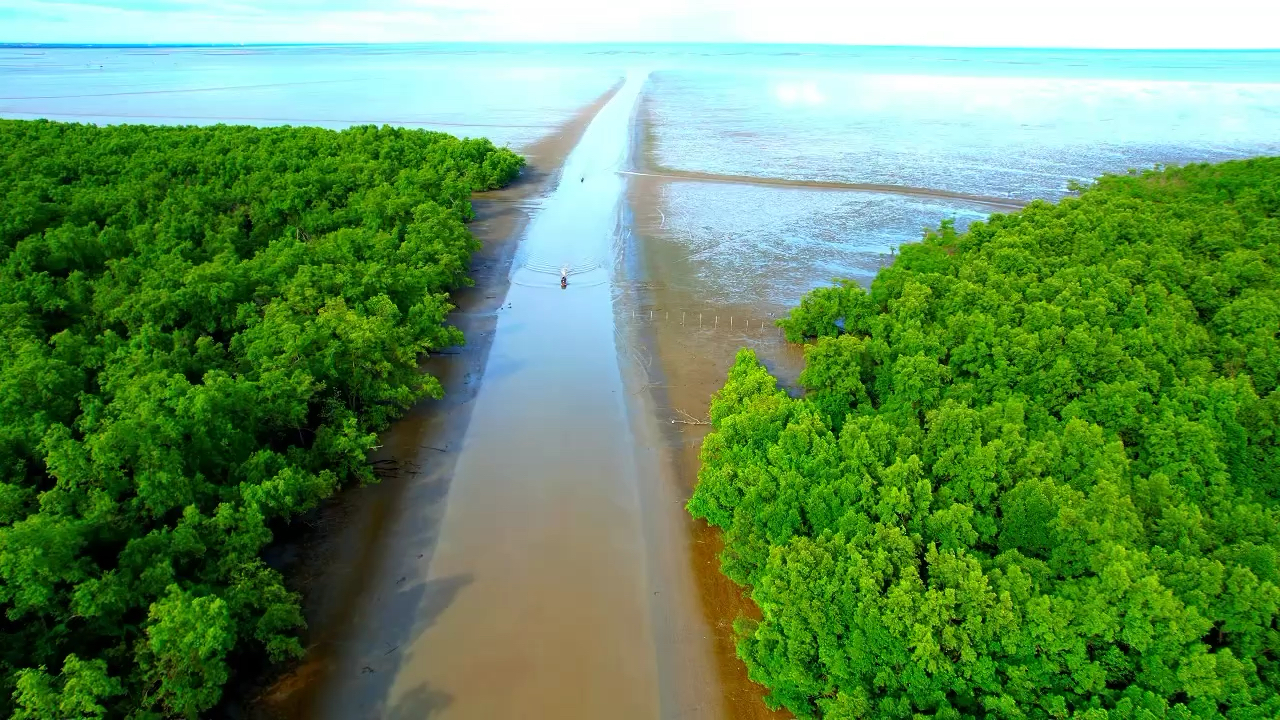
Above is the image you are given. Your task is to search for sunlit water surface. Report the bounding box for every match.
[631,46,1280,305]
[642,47,1280,200]
[641,181,991,307]
[0,44,626,148]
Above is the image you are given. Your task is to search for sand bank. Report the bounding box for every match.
[616,238,802,720]
[614,98,817,720]
[621,168,1029,211]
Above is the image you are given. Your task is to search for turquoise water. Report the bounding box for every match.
[6,45,1279,158]
[4,43,1279,303]
[6,44,1278,181]
[0,45,627,148]
[646,68,1280,200]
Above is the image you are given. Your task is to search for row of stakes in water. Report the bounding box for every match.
[628,308,785,336]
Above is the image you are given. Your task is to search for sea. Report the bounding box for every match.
[4,43,1279,304]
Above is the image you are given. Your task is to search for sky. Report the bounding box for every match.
[1,0,1278,48]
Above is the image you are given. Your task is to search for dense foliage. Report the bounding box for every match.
[690,158,1280,719]
[0,119,522,717]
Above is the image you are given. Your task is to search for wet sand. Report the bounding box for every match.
[618,89,1032,718]
[616,240,803,720]
[618,86,1003,717]
[620,139,1010,719]
[616,306,803,720]
[630,93,1028,213]
[615,101,814,720]
[250,80,622,719]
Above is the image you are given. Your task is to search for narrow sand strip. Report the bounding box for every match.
[620,169,1029,210]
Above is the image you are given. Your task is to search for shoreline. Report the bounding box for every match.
[612,82,726,720]
[619,75,1021,715]
[246,80,623,719]
[617,85,1008,718]
[617,299,797,720]
[619,95,804,720]
[617,251,804,720]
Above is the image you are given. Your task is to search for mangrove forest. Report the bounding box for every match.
[0,119,522,717]
[690,158,1280,719]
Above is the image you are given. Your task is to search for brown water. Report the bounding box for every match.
[369,283,658,719]
[302,71,723,720]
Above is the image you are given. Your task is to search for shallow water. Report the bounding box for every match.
[645,68,1280,200]
[311,72,663,720]
[634,180,991,307]
[627,47,1280,299]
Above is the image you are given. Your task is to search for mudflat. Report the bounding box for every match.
[618,119,812,720]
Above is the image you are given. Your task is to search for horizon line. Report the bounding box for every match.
[3,41,1279,53]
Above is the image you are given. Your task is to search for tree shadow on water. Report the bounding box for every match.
[319,573,473,720]
[385,683,454,720]
[414,573,474,631]
[368,574,471,718]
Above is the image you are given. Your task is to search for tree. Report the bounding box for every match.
[12,655,123,720]
[140,586,235,719]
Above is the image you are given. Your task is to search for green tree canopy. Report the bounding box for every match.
[690,158,1280,719]
[0,119,522,717]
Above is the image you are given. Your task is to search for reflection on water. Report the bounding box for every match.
[637,180,990,307]
[313,74,661,720]
[646,70,1280,200]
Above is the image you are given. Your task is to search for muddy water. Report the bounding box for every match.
[310,72,673,719]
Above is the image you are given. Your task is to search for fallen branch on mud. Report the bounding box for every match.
[633,381,667,396]
[670,408,710,426]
